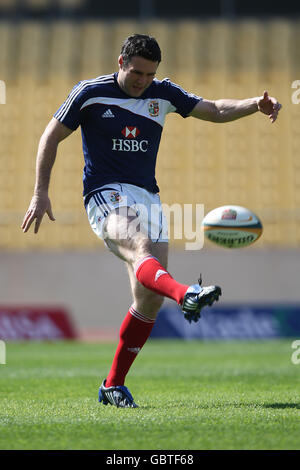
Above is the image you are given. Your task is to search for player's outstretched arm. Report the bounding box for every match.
[21,118,73,234]
[189,91,282,123]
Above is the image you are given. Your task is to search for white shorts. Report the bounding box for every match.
[85,183,169,243]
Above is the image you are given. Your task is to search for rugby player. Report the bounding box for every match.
[22,34,281,408]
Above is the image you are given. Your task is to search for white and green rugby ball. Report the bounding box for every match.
[202,205,263,248]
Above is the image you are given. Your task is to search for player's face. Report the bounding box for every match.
[117,55,159,97]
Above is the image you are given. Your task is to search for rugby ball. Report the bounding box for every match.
[202,205,263,248]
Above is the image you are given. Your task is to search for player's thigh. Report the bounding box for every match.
[126,241,169,319]
[103,209,155,265]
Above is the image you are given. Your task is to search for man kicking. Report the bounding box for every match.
[22,34,281,408]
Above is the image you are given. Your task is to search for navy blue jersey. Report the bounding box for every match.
[54,73,201,197]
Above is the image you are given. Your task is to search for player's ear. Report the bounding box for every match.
[118,55,124,69]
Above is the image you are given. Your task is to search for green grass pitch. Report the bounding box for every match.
[0,339,299,450]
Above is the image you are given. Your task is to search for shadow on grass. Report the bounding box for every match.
[263,403,300,409]
[141,402,300,410]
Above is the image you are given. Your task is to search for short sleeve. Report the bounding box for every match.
[54,81,86,131]
[161,79,202,118]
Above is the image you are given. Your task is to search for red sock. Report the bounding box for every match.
[135,255,189,305]
[105,306,155,387]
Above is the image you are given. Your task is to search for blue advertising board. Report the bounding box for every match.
[150,304,300,340]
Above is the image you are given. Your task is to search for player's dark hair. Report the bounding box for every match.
[121,34,161,67]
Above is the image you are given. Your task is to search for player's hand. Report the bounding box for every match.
[257,91,282,123]
[21,193,55,234]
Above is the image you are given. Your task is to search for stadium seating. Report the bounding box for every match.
[0,0,86,10]
[0,19,299,249]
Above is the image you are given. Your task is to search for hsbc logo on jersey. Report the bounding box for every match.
[121,126,140,138]
[112,126,148,153]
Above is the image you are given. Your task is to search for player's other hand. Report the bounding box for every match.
[21,193,55,234]
[257,91,282,123]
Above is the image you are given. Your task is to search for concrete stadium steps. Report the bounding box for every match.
[0,20,299,249]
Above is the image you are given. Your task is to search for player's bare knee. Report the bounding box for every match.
[134,237,153,262]
[103,211,152,264]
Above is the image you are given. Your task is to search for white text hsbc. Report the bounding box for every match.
[112,139,148,152]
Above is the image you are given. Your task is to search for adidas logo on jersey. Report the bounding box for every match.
[102,109,115,118]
